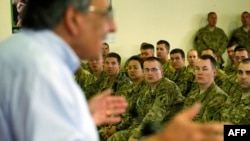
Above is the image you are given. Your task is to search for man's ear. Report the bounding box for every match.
[64,7,83,36]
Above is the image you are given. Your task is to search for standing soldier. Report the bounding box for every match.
[230,11,250,52]
[194,12,228,69]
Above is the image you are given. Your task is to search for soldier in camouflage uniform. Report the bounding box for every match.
[107,57,184,141]
[194,12,228,69]
[74,66,96,99]
[121,42,152,77]
[201,48,228,87]
[223,42,238,75]
[226,46,249,83]
[102,42,110,59]
[99,52,132,97]
[101,56,150,140]
[97,52,133,140]
[184,55,228,123]
[230,11,250,53]
[217,58,250,124]
[80,60,91,72]
[155,40,175,77]
[168,48,195,97]
[75,53,108,100]
[187,49,198,73]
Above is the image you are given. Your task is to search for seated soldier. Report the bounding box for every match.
[99,52,132,96]
[223,42,238,75]
[186,49,199,73]
[218,58,250,124]
[201,48,228,88]
[107,57,184,141]
[167,48,195,97]
[156,40,175,76]
[184,55,228,122]
[101,56,149,140]
[227,45,249,83]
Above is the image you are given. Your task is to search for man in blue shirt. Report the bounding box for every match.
[0,0,127,141]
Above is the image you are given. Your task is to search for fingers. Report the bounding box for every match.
[103,115,122,124]
[179,103,201,120]
[199,123,224,134]
[105,95,128,115]
[193,123,224,141]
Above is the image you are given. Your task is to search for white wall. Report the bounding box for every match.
[110,0,250,65]
[0,0,250,65]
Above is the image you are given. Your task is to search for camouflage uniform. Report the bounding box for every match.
[162,61,175,79]
[187,65,195,74]
[194,26,228,68]
[74,67,96,99]
[84,71,107,99]
[107,78,185,141]
[184,82,228,122]
[97,72,133,97]
[80,61,91,73]
[215,68,228,88]
[115,80,150,131]
[166,66,195,97]
[230,26,250,52]
[217,92,250,124]
[227,72,238,83]
[221,78,241,97]
[99,80,149,141]
[223,64,236,76]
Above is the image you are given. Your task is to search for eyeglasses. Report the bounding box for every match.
[144,68,159,73]
[88,5,113,20]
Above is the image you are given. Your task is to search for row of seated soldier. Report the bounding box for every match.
[75,38,250,140]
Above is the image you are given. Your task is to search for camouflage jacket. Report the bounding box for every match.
[98,72,133,97]
[223,64,236,76]
[230,26,250,52]
[131,78,185,139]
[115,80,150,131]
[166,66,195,97]
[194,26,228,56]
[184,83,228,122]
[218,92,250,124]
[162,61,175,78]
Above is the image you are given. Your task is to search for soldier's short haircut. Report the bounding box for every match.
[200,55,217,69]
[141,43,155,52]
[239,58,250,65]
[105,52,121,65]
[234,45,248,53]
[207,12,216,18]
[227,42,238,48]
[201,48,217,58]
[156,40,170,51]
[170,48,185,58]
[242,11,250,16]
[103,42,109,48]
[127,55,144,69]
[144,57,162,68]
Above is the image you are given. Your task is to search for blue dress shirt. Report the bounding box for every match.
[0,29,99,141]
